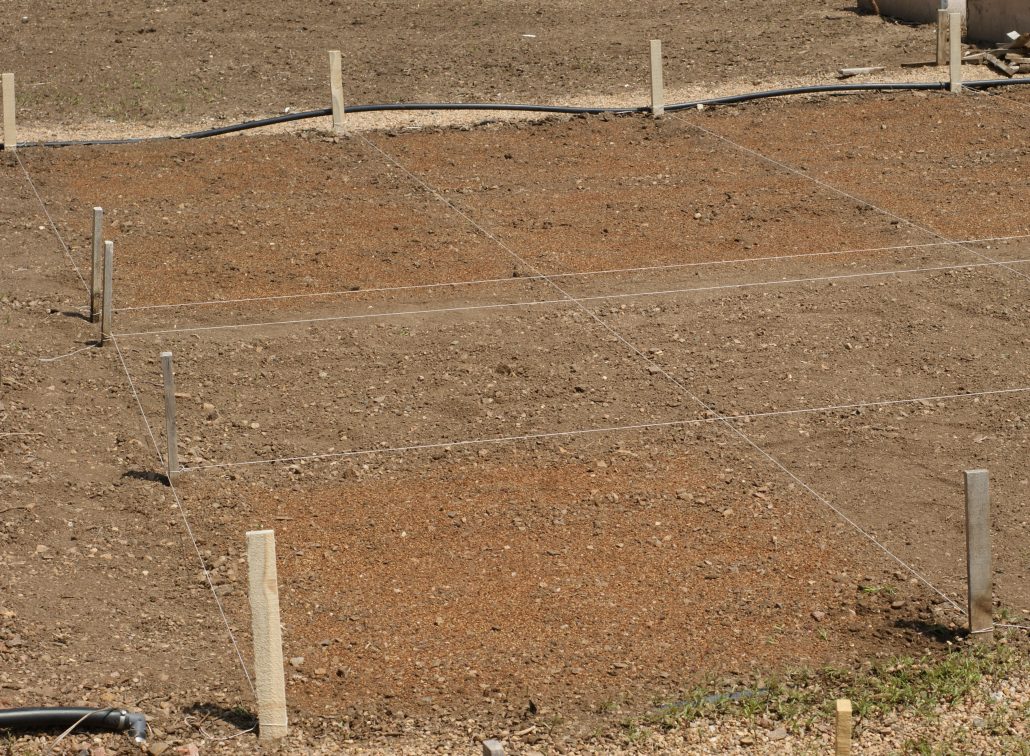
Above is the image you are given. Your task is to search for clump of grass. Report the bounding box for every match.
[638,641,1023,733]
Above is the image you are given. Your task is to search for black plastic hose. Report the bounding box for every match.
[0,707,148,743]
[5,76,1029,149]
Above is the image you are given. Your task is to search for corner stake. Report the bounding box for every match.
[650,40,665,118]
[329,50,344,133]
[835,698,852,755]
[2,73,16,152]
[247,529,289,740]
[949,12,963,93]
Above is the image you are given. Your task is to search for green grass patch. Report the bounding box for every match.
[638,640,1024,733]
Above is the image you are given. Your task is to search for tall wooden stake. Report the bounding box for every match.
[100,241,113,345]
[329,49,344,132]
[247,529,289,740]
[1,73,15,152]
[90,208,104,323]
[964,469,993,643]
[835,698,852,756]
[948,12,963,93]
[936,9,949,67]
[160,352,180,481]
[649,40,665,118]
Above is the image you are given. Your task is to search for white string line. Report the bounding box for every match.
[111,335,165,466]
[111,334,256,695]
[11,158,258,688]
[666,112,1030,621]
[110,255,1030,339]
[109,233,1030,314]
[165,477,257,696]
[357,132,970,614]
[37,343,99,363]
[179,384,1030,472]
[14,152,91,297]
[673,114,1030,285]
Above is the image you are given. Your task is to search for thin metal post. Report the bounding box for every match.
[161,352,180,481]
[90,208,103,323]
[964,469,993,642]
[100,241,113,345]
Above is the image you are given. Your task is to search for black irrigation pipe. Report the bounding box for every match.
[4,77,1029,150]
[0,707,148,743]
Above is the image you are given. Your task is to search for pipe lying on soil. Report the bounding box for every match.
[3,77,1028,150]
[0,707,148,743]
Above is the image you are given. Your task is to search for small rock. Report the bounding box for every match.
[289,656,305,668]
[768,726,787,741]
[147,743,170,756]
[891,599,906,609]
[482,739,505,756]
[811,610,827,622]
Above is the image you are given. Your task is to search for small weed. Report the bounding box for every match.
[901,737,947,755]
[542,713,564,732]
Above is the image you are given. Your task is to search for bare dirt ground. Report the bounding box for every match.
[3,3,1030,755]
[3,0,938,130]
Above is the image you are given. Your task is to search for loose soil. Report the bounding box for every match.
[3,1,938,129]
[3,80,1030,756]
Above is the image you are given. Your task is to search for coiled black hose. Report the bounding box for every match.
[4,77,1029,149]
[0,707,148,743]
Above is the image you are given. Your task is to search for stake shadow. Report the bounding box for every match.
[894,617,965,643]
[121,469,170,486]
[183,703,257,734]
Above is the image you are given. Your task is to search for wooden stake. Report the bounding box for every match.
[649,40,665,118]
[835,698,852,756]
[246,529,289,740]
[964,469,993,643]
[160,352,180,481]
[329,50,344,133]
[90,208,104,323]
[949,12,963,93]
[937,9,949,67]
[100,241,113,345]
[1,73,15,152]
